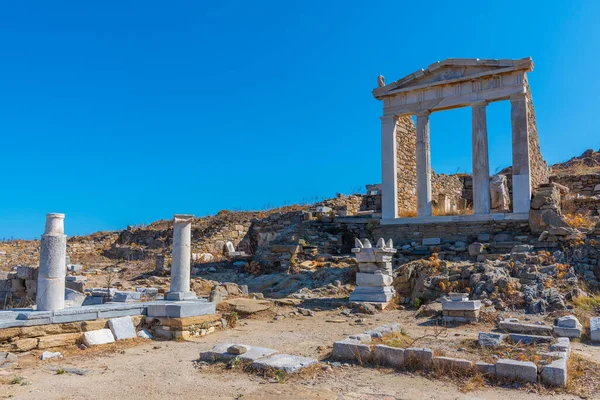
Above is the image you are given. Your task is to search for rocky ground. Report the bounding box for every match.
[2,307,598,400]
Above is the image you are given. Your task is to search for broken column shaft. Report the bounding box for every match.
[36,213,66,311]
[167,214,197,301]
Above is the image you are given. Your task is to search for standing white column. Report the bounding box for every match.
[36,213,66,311]
[167,214,196,301]
[381,115,398,220]
[472,101,491,215]
[416,111,432,216]
[510,93,532,213]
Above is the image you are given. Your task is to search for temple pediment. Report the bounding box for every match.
[373,57,533,99]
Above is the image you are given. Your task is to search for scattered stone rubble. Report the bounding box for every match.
[200,343,318,374]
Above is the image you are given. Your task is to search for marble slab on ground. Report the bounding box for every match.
[200,343,278,363]
[251,353,318,374]
[108,316,137,340]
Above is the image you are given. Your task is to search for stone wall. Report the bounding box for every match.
[525,79,550,192]
[374,220,530,245]
[395,116,418,214]
[394,116,470,214]
[550,174,600,197]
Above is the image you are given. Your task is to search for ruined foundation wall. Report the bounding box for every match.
[525,78,550,193]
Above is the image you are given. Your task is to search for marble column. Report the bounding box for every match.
[471,101,491,215]
[510,93,532,213]
[381,115,398,220]
[167,214,197,301]
[36,213,66,311]
[416,111,432,216]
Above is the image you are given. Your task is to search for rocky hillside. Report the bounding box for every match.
[551,148,600,176]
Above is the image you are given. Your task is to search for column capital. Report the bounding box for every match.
[509,93,527,103]
[471,100,488,107]
[415,110,431,117]
[379,114,398,122]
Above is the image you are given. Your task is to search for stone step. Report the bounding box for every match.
[499,320,553,335]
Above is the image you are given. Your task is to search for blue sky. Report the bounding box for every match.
[1,1,599,239]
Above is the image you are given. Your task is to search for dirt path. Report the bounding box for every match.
[1,309,596,399]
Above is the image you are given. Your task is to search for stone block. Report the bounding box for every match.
[550,337,571,358]
[0,352,17,369]
[112,291,142,302]
[553,325,582,338]
[349,286,394,303]
[405,348,433,367]
[82,329,115,346]
[556,315,580,328]
[12,338,38,351]
[363,323,401,338]
[251,353,317,374]
[442,300,481,311]
[355,272,393,287]
[433,356,473,370]
[332,339,372,363]
[108,316,137,340]
[40,351,62,360]
[499,320,553,335]
[38,332,81,349]
[475,361,495,375]
[199,343,277,363]
[590,317,600,342]
[509,333,553,345]
[541,358,567,387]
[495,359,537,383]
[146,300,216,318]
[374,345,405,368]
[478,332,506,347]
[137,330,153,339]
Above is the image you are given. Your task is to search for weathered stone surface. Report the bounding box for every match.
[478,332,506,347]
[442,300,481,311]
[553,325,582,338]
[251,353,317,374]
[200,343,277,363]
[499,320,553,335]
[475,361,495,376]
[0,352,17,369]
[405,348,433,367]
[433,356,473,370]
[468,242,485,257]
[37,332,81,349]
[222,298,271,314]
[12,338,38,351]
[82,329,115,346]
[374,345,405,368]
[108,316,136,341]
[332,339,372,363]
[495,359,537,383]
[40,351,62,360]
[508,333,553,345]
[541,358,567,387]
[550,337,571,358]
[591,317,600,343]
[227,345,247,355]
[137,330,153,340]
[556,315,580,328]
[347,333,372,343]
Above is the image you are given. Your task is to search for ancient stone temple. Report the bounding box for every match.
[373,58,548,223]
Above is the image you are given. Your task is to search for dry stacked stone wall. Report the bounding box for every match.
[395,116,418,213]
[525,79,550,192]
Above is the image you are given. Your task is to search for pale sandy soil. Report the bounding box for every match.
[1,309,598,400]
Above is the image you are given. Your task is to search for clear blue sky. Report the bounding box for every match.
[1,1,599,239]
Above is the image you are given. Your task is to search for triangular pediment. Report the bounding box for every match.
[373,57,533,99]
